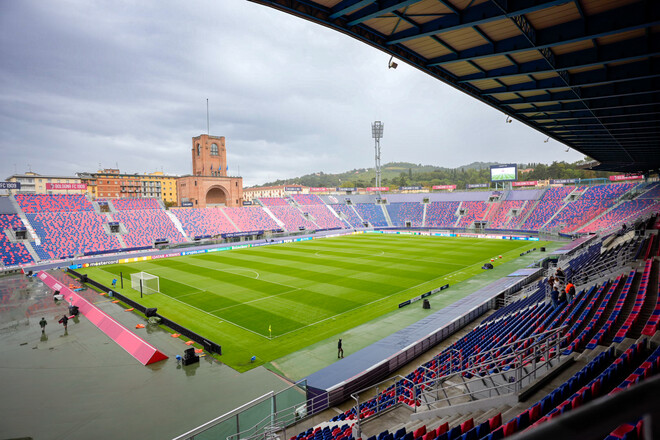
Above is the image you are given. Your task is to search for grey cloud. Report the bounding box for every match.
[0,0,582,187]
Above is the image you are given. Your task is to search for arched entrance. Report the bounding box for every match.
[206,186,228,206]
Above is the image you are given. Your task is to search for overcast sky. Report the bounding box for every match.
[0,0,585,186]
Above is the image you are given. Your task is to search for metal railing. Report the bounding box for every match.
[173,380,323,440]
[414,327,565,412]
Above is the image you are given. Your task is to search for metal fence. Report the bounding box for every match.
[173,380,327,440]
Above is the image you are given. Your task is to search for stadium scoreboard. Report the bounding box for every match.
[490,164,518,182]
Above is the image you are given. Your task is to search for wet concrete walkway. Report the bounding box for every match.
[0,271,290,440]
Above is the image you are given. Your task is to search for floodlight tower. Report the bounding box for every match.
[372,121,384,188]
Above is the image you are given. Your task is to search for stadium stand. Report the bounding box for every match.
[27,211,122,259]
[457,201,489,228]
[521,186,574,231]
[112,198,162,210]
[170,207,238,237]
[544,184,636,233]
[15,194,94,213]
[578,200,660,234]
[425,202,459,228]
[637,182,660,199]
[301,205,346,230]
[259,197,290,206]
[486,201,523,229]
[331,204,363,228]
[386,202,424,227]
[353,204,388,227]
[0,215,33,266]
[112,210,185,247]
[223,206,280,231]
[291,194,325,205]
[269,206,318,231]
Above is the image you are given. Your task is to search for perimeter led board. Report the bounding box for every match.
[490,164,517,182]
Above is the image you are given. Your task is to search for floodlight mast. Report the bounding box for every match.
[372,121,384,189]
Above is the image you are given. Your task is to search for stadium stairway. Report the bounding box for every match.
[422,203,428,227]
[220,207,241,231]
[262,206,287,230]
[165,210,192,241]
[510,200,536,230]
[381,205,394,228]
[453,202,463,228]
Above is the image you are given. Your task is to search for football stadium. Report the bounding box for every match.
[1,1,660,440]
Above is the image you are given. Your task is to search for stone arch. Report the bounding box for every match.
[206,185,228,206]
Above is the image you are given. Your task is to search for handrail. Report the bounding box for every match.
[414,328,566,411]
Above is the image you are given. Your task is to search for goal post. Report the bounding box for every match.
[130,272,160,295]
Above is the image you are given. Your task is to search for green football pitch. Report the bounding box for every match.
[82,233,549,372]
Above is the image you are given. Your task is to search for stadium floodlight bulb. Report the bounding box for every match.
[372,121,384,139]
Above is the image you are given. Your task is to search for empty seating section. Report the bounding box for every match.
[113,210,184,247]
[507,201,535,230]
[331,205,363,228]
[15,194,93,213]
[353,204,388,227]
[487,201,523,229]
[544,197,614,233]
[223,207,279,231]
[545,184,635,233]
[563,276,622,355]
[456,201,488,227]
[578,200,660,233]
[425,202,459,227]
[259,197,289,206]
[291,194,324,205]
[613,259,653,343]
[529,341,657,435]
[170,208,237,237]
[386,203,424,227]
[638,182,660,199]
[302,205,346,229]
[112,198,161,210]
[521,186,574,230]
[586,270,636,349]
[0,215,33,266]
[269,206,318,231]
[27,211,121,259]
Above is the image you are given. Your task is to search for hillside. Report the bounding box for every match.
[258,160,614,189]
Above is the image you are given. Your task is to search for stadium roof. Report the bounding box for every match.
[250,0,660,173]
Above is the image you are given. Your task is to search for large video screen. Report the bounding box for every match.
[490,164,517,182]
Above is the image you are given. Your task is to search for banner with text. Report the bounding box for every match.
[512,181,538,187]
[609,174,643,181]
[366,187,389,192]
[309,187,331,192]
[433,185,456,190]
[399,186,423,191]
[45,183,87,190]
[0,182,20,190]
[466,183,488,189]
[337,187,356,192]
[284,186,302,192]
[549,179,577,184]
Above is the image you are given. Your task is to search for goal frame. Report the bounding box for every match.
[130,272,160,295]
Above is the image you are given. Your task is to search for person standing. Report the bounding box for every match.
[555,267,566,284]
[338,338,344,359]
[565,282,576,303]
[59,315,68,330]
[39,317,47,333]
[550,287,560,309]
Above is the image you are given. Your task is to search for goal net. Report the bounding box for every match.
[130,272,160,295]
